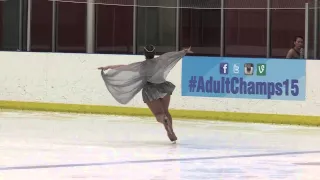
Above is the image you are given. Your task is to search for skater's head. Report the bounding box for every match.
[144,44,156,60]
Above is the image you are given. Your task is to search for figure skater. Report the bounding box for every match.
[98,45,192,142]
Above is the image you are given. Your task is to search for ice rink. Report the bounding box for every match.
[1,110,320,180]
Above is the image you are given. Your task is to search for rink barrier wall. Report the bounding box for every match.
[0,51,319,126]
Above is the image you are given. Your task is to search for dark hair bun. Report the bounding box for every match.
[144,44,156,59]
[144,44,155,53]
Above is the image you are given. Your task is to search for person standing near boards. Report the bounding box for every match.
[286,36,304,59]
[98,45,193,143]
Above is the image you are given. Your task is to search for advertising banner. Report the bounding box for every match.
[181,57,306,101]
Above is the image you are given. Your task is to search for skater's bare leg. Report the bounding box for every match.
[161,95,173,125]
[146,99,173,135]
[146,99,176,141]
[146,99,165,124]
[160,95,177,141]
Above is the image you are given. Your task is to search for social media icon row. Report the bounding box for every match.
[220,63,266,76]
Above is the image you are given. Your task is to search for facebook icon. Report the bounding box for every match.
[220,63,228,74]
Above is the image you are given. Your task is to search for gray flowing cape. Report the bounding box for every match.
[101,50,187,104]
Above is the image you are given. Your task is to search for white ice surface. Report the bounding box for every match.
[1,110,320,180]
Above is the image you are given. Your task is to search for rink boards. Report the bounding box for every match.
[0,51,319,126]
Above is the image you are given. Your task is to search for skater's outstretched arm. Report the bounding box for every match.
[157,46,193,60]
[97,64,125,71]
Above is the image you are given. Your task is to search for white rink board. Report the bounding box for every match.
[0,51,319,116]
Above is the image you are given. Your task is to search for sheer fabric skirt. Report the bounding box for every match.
[142,81,175,103]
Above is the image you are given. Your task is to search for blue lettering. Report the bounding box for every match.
[248,81,255,94]
[256,82,267,95]
[187,76,300,99]
[267,82,275,99]
[275,82,282,95]
[221,77,225,93]
[291,79,299,96]
[239,78,247,94]
[283,79,289,96]
[225,78,231,93]
[196,76,205,92]
[231,77,239,94]
[206,77,213,93]
[213,80,220,93]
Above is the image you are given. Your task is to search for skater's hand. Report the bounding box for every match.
[98,66,110,71]
[98,65,125,71]
[183,46,193,53]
